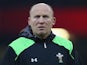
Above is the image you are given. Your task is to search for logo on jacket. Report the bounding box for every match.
[56,53,64,63]
[31,58,38,62]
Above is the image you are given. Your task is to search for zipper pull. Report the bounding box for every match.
[44,42,47,48]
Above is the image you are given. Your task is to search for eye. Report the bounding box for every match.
[34,15,40,18]
[43,15,49,18]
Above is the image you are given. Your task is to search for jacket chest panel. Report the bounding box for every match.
[17,43,70,65]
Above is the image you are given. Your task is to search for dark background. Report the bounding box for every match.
[0,0,87,65]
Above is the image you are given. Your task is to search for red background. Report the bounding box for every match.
[0,7,87,37]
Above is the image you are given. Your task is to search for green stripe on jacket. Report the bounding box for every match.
[52,36,74,59]
[9,37,35,60]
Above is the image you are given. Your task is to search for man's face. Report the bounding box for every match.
[29,5,55,37]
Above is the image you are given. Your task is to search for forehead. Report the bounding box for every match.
[30,4,53,16]
[31,9,52,16]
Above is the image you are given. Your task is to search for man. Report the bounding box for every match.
[1,3,82,65]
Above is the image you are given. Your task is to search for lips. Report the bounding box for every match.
[38,26,46,30]
[38,26,45,28]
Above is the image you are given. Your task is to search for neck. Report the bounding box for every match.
[34,32,51,39]
[36,34,48,39]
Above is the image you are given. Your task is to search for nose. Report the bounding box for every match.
[39,16,44,23]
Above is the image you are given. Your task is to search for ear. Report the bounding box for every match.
[52,17,56,25]
[28,17,31,25]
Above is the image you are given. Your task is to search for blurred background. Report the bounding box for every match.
[0,0,87,65]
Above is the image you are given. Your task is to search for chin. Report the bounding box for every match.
[38,32,46,35]
[39,32,45,35]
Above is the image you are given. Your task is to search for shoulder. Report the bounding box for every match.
[9,37,35,47]
[9,37,35,57]
[52,36,73,53]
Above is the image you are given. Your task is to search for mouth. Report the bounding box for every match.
[38,25,45,28]
[38,26,45,30]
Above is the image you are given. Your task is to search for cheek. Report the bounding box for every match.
[47,20,54,26]
[30,19,37,26]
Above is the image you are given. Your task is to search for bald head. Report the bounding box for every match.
[28,3,56,39]
[29,3,54,16]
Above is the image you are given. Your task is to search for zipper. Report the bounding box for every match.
[44,42,47,48]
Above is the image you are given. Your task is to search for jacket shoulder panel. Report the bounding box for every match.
[52,36,74,59]
[9,37,35,60]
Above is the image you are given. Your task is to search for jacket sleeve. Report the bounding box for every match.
[0,46,17,65]
[71,44,83,65]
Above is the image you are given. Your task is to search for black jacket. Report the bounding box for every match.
[1,26,82,65]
